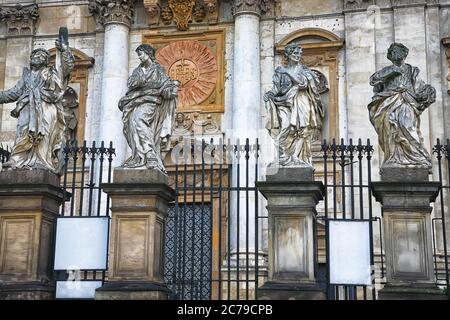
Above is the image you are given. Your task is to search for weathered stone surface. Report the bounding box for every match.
[380,166,430,182]
[0,169,64,300]
[95,281,169,300]
[378,284,446,300]
[0,169,60,186]
[258,282,326,300]
[266,166,314,182]
[372,168,443,300]
[95,168,174,300]
[113,168,168,184]
[0,283,55,300]
[257,166,325,300]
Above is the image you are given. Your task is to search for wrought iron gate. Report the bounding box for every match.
[163,138,263,300]
[51,138,450,300]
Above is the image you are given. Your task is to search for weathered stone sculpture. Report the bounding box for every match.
[369,42,436,169]
[0,27,75,173]
[119,44,179,172]
[264,43,324,167]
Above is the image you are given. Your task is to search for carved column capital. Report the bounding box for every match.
[0,4,39,36]
[344,0,375,11]
[232,0,271,18]
[88,0,134,28]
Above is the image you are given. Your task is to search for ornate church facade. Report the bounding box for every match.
[0,0,450,300]
[0,0,448,164]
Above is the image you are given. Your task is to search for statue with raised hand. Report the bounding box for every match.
[119,44,179,173]
[0,27,75,173]
[368,43,436,169]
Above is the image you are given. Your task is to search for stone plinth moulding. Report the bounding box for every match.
[256,166,326,300]
[371,168,446,300]
[0,169,66,300]
[95,169,175,300]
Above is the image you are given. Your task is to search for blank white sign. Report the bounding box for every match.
[56,281,103,299]
[54,217,109,270]
[329,220,371,285]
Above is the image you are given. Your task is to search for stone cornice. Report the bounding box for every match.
[343,0,439,13]
[232,0,272,18]
[0,3,39,36]
[88,0,134,28]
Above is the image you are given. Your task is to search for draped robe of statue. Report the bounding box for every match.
[119,61,178,172]
[368,63,436,168]
[0,49,74,173]
[265,65,324,166]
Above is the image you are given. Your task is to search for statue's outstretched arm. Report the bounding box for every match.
[0,77,24,105]
[55,28,74,85]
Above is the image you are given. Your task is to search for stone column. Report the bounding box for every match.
[95,169,174,300]
[256,166,325,300]
[372,168,446,300]
[0,170,66,300]
[226,0,267,298]
[89,0,133,165]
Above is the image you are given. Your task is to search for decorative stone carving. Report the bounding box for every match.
[368,43,436,169]
[88,0,134,27]
[118,44,180,172]
[159,0,218,30]
[168,0,195,31]
[0,4,39,36]
[0,28,75,174]
[443,37,450,94]
[204,0,218,23]
[344,0,374,10]
[172,111,221,137]
[232,0,271,16]
[264,44,325,167]
[156,40,218,108]
[143,0,160,26]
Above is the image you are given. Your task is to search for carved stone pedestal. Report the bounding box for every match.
[372,167,446,300]
[0,169,65,300]
[256,166,326,300]
[95,169,174,300]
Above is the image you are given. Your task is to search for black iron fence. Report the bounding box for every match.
[49,138,450,300]
[432,140,450,298]
[55,141,115,286]
[0,144,10,164]
[163,138,264,300]
[319,139,379,300]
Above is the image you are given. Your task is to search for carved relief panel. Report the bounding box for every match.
[143,0,218,30]
[144,30,225,138]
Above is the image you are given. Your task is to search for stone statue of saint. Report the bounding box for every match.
[119,44,179,172]
[369,43,436,169]
[0,27,75,173]
[264,43,324,167]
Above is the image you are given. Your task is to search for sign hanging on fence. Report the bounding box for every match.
[329,220,371,286]
[54,217,109,270]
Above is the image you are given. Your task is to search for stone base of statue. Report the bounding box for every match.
[256,165,326,300]
[95,168,174,300]
[0,169,65,300]
[372,166,446,300]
